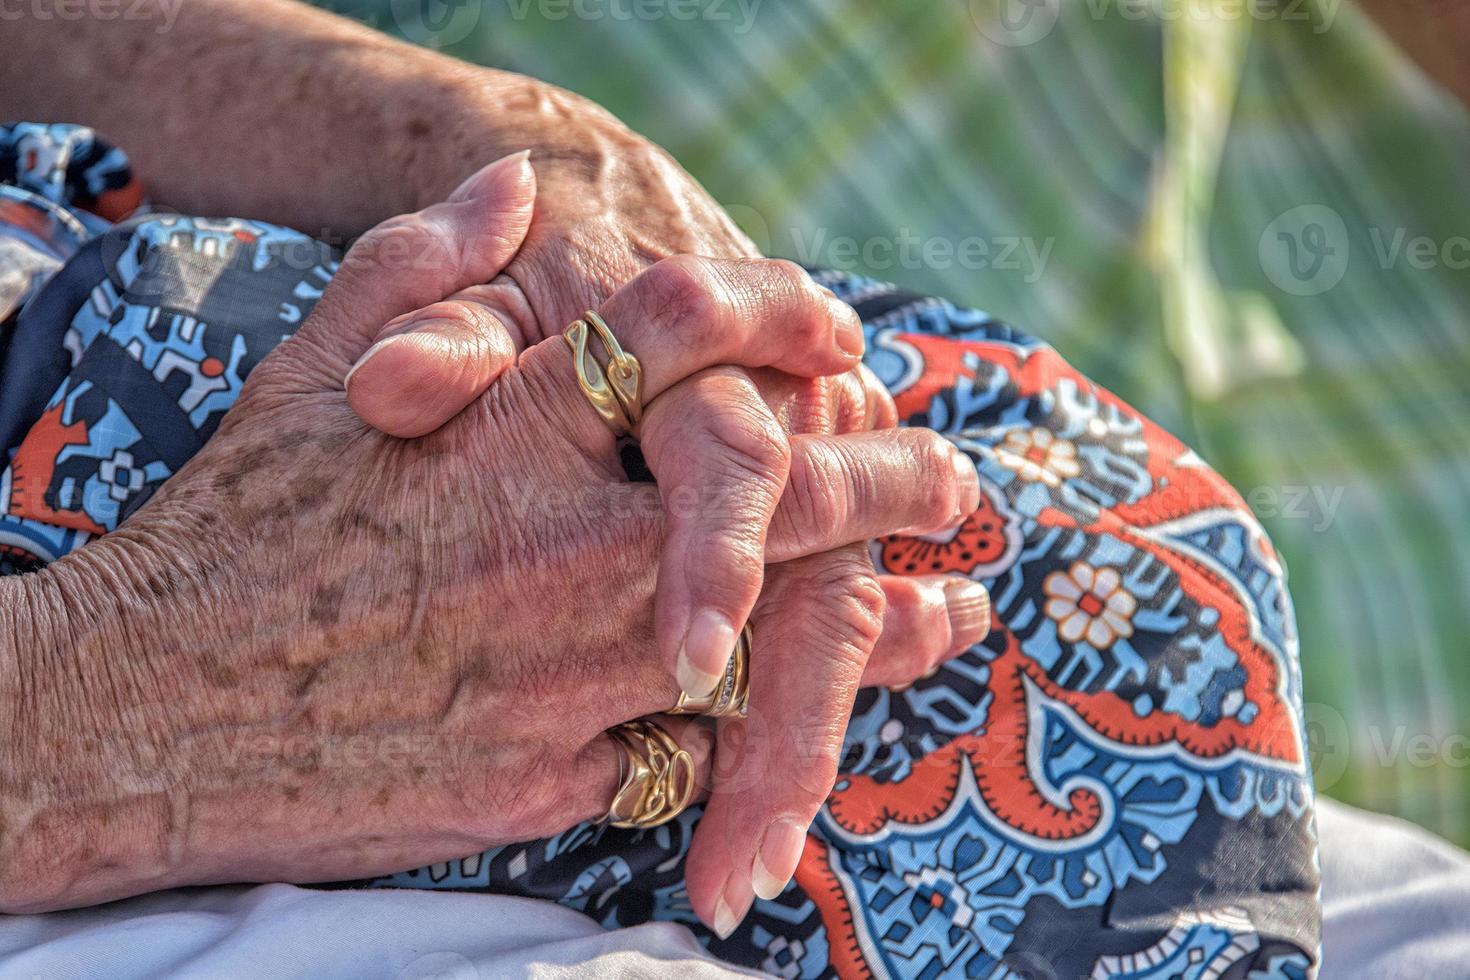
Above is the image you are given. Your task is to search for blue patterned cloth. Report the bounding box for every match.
[0,125,1319,978]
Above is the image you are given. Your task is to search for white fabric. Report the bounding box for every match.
[1318,798,1470,978]
[0,797,1466,979]
[0,884,759,979]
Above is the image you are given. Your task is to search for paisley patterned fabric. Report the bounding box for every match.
[0,125,1320,978]
[0,125,337,575]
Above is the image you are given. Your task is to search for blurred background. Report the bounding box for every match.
[316,0,1470,845]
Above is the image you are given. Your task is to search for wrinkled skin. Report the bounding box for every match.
[0,160,987,928]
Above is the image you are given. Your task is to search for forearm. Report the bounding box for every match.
[0,551,173,911]
[0,0,607,235]
[0,498,470,913]
[0,523,269,913]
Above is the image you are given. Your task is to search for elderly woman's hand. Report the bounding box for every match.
[344,158,992,933]
[0,157,986,919]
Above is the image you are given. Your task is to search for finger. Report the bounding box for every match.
[549,716,717,834]
[344,288,521,437]
[859,364,899,430]
[299,151,536,365]
[764,430,982,563]
[515,256,864,446]
[638,368,791,701]
[685,546,884,939]
[859,575,991,689]
[601,256,865,398]
[746,369,869,436]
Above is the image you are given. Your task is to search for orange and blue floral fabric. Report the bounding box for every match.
[0,124,335,574]
[0,124,1320,978]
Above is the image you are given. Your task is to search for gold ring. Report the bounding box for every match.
[563,310,644,435]
[605,720,695,829]
[670,623,751,719]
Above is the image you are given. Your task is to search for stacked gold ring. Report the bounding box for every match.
[669,623,752,719]
[605,720,696,829]
[564,310,644,435]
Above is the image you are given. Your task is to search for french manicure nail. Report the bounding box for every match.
[752,818,807,900]
[449,149,534,202]
[950,445,980,520]
[944,578,992,650]
[344,335,407,391]
[677,608,734,700]
[713,897,740,940]
[499,148,534,182]
[713,876,754,940]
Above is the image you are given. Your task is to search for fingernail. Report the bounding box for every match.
[500,148,534,182]
[449,149,533,202]
[752,818,807,900]
[950,445,980,521]
[344,335,407,391]
[677,609,735,700]
[943,578,991,651]
[828,295,864,357]
[713,876,754,940]
[713,897,739,940]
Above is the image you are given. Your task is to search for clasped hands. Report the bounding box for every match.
[11,154,990,939]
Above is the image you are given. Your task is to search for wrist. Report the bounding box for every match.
[408,66,643,208]
[0,530,223,912]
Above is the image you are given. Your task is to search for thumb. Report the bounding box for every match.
[340,152,539,437]
[304,149,536,366]
[344,296,520,437]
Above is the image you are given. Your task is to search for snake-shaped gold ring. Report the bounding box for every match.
[605,720,696,829]
[564,310,643,435]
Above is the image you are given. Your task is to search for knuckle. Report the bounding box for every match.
[774,441,845,553]
[908,430,960,526]
[833,370,869,434]
[407,300,480,331]
[763,257,810,285]
[805,558,887,656]
[880,578,948,663]
[885,576,927,625]
[706,405,792,488]
[761,259,828,342]
[405,302,503,363]
[760,258,817,303]
[641,256,726,341]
